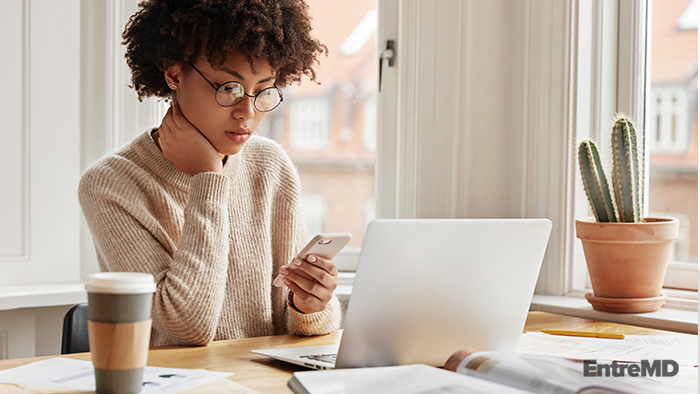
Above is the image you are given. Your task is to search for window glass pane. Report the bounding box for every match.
[648,0,698,264]
[301,194,327,236]
[258,0,378,249]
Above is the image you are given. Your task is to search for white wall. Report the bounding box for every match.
[0,0,164,360]
[0,0,81,286]
[80,0,169,278]
[0,306,72,359]
[0,0,82,359]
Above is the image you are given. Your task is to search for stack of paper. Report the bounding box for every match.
[0,358,234,394]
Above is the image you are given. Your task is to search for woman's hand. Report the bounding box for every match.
[279,255,338,314]
[157,102,223,176]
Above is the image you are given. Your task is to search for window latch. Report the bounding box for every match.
[378,40,395,93]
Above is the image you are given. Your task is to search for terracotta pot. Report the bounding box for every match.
[575,217,679,310]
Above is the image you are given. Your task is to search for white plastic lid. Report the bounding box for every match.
[86,272,156,294]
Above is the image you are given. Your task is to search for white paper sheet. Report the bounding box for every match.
[0,358,232,394]
[518,333,698,366]
[291,364,532,394]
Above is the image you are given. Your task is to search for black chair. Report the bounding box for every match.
[61,303,90,354]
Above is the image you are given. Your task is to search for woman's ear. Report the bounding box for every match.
[164,64,183,91]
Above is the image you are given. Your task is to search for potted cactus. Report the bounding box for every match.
[576,115,679,313]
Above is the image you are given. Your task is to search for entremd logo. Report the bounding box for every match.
[583,360,679,377]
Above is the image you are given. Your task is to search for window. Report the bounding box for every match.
[289,98,330,150]
[300,195,327,237]
[648,86,693,154]
[677,0,699,30]
[566,0,699,295]
[258,0,378,260]
[650,212,692,262]
[648,0,698,281]
[376,1,697,304]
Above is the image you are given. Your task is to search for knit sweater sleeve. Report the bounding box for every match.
[79,166,231,346]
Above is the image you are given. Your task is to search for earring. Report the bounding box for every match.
[170,84,177,90]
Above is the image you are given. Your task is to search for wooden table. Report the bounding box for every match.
[0,311,686,393]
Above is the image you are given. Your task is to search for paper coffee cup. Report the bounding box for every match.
[86,272,156,394]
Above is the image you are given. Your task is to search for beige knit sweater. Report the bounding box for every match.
[79,130,341,347]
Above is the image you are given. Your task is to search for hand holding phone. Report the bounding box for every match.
[273,233,352,287]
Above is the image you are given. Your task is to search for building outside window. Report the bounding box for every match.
[289,98,330,151]
[300,194,327,237]
[648,85,693,154]
[258,0,378,251]
[648,0,698,266]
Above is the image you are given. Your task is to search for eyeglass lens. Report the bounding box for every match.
[216,82,282,112]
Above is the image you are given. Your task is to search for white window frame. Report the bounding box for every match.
[614,1,698,297]
[369,0,696,310]
[363,96,378,151]
[585,0,698,299]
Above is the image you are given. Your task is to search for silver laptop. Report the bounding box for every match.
[252,218,552,370]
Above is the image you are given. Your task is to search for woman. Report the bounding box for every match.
[79,0,341,347]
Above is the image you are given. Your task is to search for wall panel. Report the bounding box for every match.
[0,0,81,285]
[0,0,27,259]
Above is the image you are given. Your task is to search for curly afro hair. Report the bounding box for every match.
[122,0,328,100]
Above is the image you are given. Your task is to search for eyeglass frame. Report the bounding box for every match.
[187,62,284,112]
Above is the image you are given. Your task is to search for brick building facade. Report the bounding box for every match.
[648,0,698,263]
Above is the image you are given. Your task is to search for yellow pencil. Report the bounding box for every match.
[541,329,625,340]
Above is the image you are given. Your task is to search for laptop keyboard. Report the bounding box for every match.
[300,353,337,364]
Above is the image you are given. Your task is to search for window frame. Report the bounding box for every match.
[539,0,698,299]
[622,0,698,293]
[372,0,697,304]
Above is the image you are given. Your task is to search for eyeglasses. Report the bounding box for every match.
[188,62,283,112]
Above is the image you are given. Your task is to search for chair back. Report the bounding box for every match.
[61,303,90,354]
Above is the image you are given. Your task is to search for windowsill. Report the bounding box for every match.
[531,294,698,334]
[0,283,87,311]
[13,278,692,336]
[5,276,350,312]
[336,272,697,334]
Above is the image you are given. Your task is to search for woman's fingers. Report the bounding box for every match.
[282,272,331,303]
[284,280,325,312]
[281,256,337,291]
[305,255,338,277]
[279,254,338,313]
[156,103,223,175]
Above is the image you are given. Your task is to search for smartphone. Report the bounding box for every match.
[273,232,352,287]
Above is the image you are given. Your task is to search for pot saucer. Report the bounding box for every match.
[585,293,668,313]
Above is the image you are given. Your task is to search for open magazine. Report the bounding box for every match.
[448,350,695,394]
[288,350,697,394]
